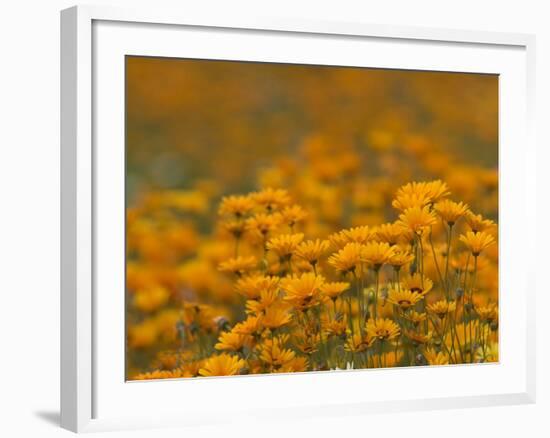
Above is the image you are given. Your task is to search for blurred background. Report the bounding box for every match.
[126,56,498,204]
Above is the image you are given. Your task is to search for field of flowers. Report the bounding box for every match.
[126,57,498,379]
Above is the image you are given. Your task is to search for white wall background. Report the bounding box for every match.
[0,1,546,436]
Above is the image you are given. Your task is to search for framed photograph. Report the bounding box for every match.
[61,5,536,433]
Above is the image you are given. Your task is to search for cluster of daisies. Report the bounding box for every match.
[131,181,498,379]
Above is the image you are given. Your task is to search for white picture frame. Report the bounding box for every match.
[60,4,537,433]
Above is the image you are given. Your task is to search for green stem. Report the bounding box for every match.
[444,223,453,293]
[374,268,380,319]
[428,230,447,298]
[417,235,425,278]
[428,315,453,359]
[469,256,479,363]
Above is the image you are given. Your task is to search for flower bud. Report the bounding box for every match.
[367,290,376,304]
[215,316,230,332]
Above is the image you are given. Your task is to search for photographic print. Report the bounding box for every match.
[125,57,498,380]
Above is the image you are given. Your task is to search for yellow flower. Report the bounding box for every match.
[459,231,496,256]
[401,273,433,296]
[328,226,376,250]
[180,303,219,333]
[233,315,263,335]
[328,231,351,250]
[179,360,205,378]
[281,204,308,227]
[291,258,316,273]
[340,225,376,244]
[224,220,246,238]
[424,180,451,202]
[198,353,246,376]
[278,356,309,373]
[293,329,321,354]
[392,192,432,211]
[344,332,373,353]
[261,303,293,329]
[132,369,183,380]
[427,299,457,318]
[397,206,437,235]
[366,318,400,341]
[320,281,350,301]
[424,347,449,365]
[388,248,414,270]
[434,199,469,226]
[322,315,348,337]
[218,255,257,275]
[476,303,498,324]
[294,239,330,265]
[235,274,279,300]
[245,288,280,314]
[218,195,255,217]
[280,272,325,309]
[252,187,291,212]
[215,330,253,352]
[387,288,424,310]
[404,330,432,345]
[258,335,295,367]
[245,213,282,240]
[392,180,450,210]
[465,211,496,233]
[360,241,396,269]
[328,242,363,274]
[376,222,412,245]
[402,310,427,325]
[266,233,304,259]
